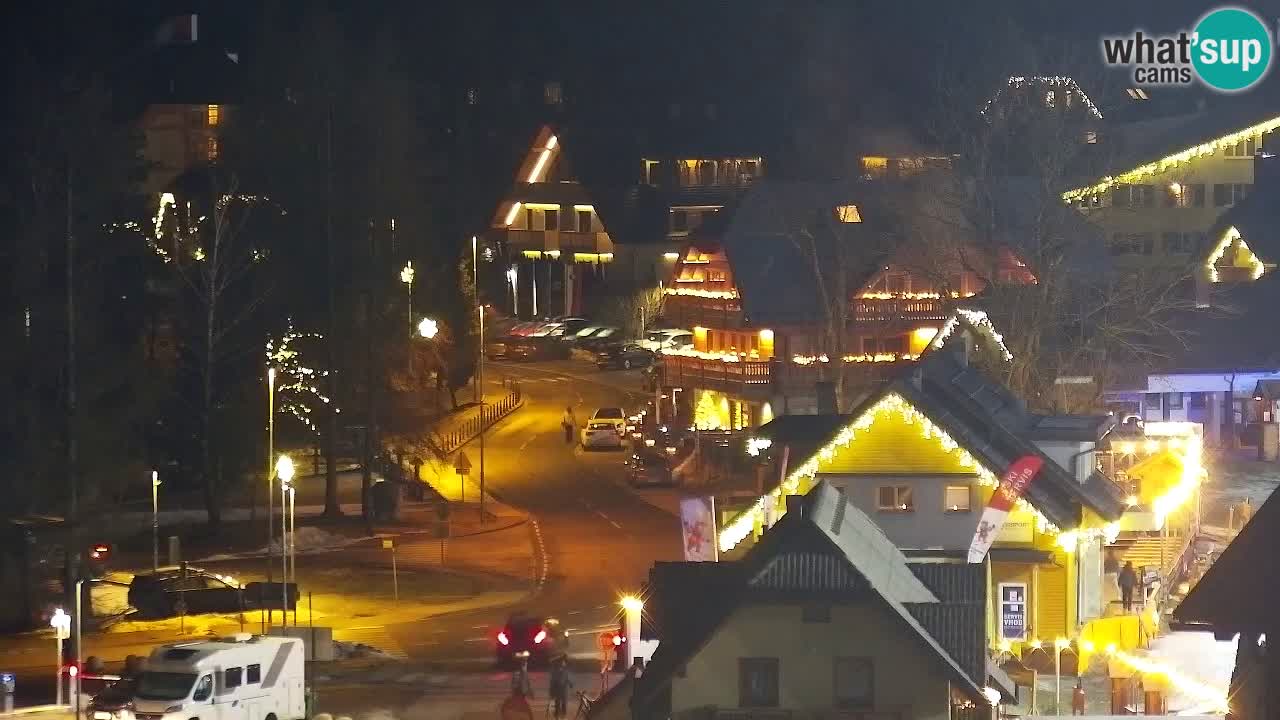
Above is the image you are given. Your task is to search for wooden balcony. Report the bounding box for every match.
[851,296,948,322]
[501,229,613,255]
[702,709,905,720]
[660,354,913,398]
[664,293,745,329]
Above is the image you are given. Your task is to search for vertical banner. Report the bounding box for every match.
[762,446,789,530]
[680,496,717,562]
[967,455,1045,563]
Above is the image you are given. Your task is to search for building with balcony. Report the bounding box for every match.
[631,481,1012,720]
[731,347,1129,656]
[658,180,1035,430]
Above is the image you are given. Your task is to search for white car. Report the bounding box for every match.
[639,329,694,352]
[581,407,627,449]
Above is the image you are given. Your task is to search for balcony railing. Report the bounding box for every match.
[664,294,744,328]
[660,354,915,397]
[852,296,948,322]
[502,229,612,255]
[704,708,907,720]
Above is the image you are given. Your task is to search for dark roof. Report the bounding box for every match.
[634,483,987,715]
[1175,474,1280,632]
[641,561,745,641]
[903,547,1057,564]
[1209,177,1280,268]
[1166,279,1280,371]
[909,562,987,604]
[718,180,892,325]
[760,350,1127,529]
[1102,100,1280,180]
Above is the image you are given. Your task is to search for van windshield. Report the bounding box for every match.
[136,671,198,701]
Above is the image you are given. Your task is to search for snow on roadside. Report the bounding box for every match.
[1147,630,1235,712]
[201,526,355,561]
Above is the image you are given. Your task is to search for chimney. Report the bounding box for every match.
[785,494,805,517]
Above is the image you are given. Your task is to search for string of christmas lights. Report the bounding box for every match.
[266,322,337,435]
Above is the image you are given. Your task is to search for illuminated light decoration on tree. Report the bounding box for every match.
[789,353,920,365]
[1062,115,1280,203]
[266,323,337,435]
[1204,226,1267,283]
[928,309,1014,361]
[150,192,177,262]
[981,76,1104,120]
[746,437,772,457]
[857,291,971,300]
[662,287,740,300]
[718,391,1060,551]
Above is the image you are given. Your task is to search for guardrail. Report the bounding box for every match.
[435,388,523,454]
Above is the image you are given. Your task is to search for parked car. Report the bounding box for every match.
[496,614,569,666]
[577,326,622,352]
[596,343,655,370]
[547,318,591,339]
[625,449,674,487]
[639,329,693,352]
[486,336,514,359]
[506,337,571,361]
[88,677,137,720]
[128,566,243,617]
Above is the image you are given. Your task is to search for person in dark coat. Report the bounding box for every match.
[549,654,572,718]
[1118,561,1139,612]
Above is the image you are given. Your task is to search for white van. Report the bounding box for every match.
[132,635,305,720]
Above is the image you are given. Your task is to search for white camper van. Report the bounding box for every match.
[131,635,305,720]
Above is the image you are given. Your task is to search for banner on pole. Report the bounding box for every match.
[966,455,1044,563]
[680,496,717,562]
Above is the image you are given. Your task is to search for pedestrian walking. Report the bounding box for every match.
[1118,560,1138,612]
[549,654,573,718]
[562,406,576,444]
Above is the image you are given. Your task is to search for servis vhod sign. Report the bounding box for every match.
[1102,7,1273,93]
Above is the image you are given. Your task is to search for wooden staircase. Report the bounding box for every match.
[1112,534,1188,576]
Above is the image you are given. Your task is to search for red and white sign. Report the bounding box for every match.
[680,497,717,562]
[966,455,1044,563]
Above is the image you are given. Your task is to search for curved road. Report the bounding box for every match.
[384,359,683,665]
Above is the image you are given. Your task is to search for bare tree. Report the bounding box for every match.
[167,178,273,526]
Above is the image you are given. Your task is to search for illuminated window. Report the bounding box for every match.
[207,104,220,126]
[877,485,913,512]
[860,156,888,179]
[1085,130,1098,144]
[836,205,862,223]
[206,136,219,162]
[544,81,562,105]
[944,485,971,512]
[1045,90,1055,108]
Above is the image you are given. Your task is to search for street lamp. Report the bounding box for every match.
[401,261,415,333]
[151,470,161,571]
[620,595,643,672]
[275,454,294,621]
[417,317,439,340]
[50,609,70,705]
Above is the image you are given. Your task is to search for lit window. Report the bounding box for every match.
[944,485,971,512]
[836,205,861,223]
[207,104,220,126]
[1085,130,1098,144]
[1045,90,1055,108]
[544,81,562,106]
[860,156,888,179]
[206,136,219,162]
[877,485,913,512]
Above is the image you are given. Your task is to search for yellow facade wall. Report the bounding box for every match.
[819,409,976,474]
[671,603,956,720]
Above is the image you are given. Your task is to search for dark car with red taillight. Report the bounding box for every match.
[496,614,569,666]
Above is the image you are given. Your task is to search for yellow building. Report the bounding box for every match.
[1064,107,1280,268]
[632,482,1011,720]
[732,343,1129,654]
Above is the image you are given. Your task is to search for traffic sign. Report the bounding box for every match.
[381,538,394,550]
[454,451,472,475]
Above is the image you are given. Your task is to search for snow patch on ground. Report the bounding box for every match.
[333,640,396,660]
[201,526,354,561]
[104,612,249,636]
[1148,630,1236,712]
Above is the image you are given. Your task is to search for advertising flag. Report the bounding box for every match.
[680,496,717,562]
[966,455,1045,563]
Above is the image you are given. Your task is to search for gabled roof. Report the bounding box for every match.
[755,349,1127,530]
[1063,100,1280,201]
[1206,180,1280,271]
[633,482,989,714]
[1175,473,1280,633]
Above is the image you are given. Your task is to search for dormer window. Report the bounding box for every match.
[836,205,862,223]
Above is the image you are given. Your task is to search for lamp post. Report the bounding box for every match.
[73,579,83,719]
[400,261,415,334]
[1054,636,1070,715]
[266,366,276,626]
[275,454,294,620]
[287,483,296,625]
[472,236,480,404]
[620,595,643,673]
[151,470,161,571]
[50,609,70,706]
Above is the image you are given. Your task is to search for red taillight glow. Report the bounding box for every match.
[534,630,547,644]
[497,632,509,646]
[612,635,624,646]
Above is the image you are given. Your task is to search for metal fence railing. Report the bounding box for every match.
[436,388,523,454]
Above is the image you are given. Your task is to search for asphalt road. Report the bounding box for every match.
[0,359,682,699]
[383,359,683,666]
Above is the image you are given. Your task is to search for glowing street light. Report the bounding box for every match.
[275,454,295,483]
[400,261,415,333]
[50,608,70,705]
[417,317,439,340]
[275,453,294,620]
[507,266,519,317]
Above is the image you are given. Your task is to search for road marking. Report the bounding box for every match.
[471,624,490,629]
[519,433,540,450]
[594,509,622,529]
[463,637,489,643]
[566,610,582,615]
[345,625,383,631]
